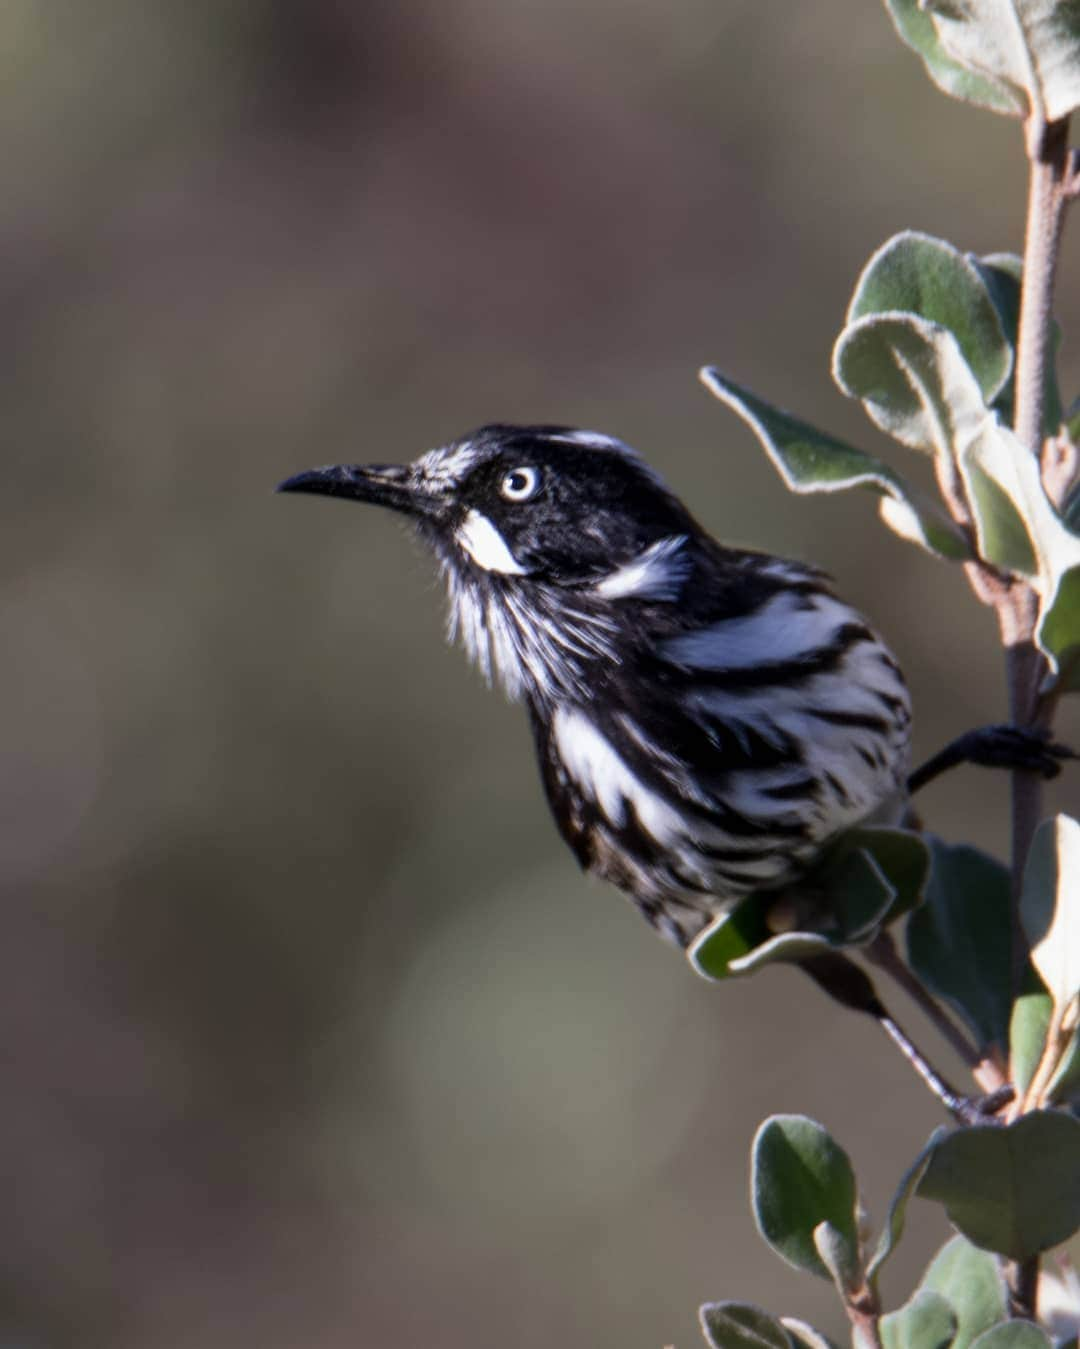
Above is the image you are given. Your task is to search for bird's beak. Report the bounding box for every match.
[276,464,439,518]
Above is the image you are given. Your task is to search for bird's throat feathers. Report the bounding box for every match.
[436,544,622,704]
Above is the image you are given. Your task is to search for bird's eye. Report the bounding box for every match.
[499,466,542,502]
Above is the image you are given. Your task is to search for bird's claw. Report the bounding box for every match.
[952,725,1075,780]
[948,1083,1015,1126]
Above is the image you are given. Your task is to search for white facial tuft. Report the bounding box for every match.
[413,442,482,490]
[593,535,690,601]
[455,508,529,575]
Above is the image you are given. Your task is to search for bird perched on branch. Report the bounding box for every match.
[279,423,913,948]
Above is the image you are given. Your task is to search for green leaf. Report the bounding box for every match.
[956,419,1080,675]
[848,233,1011,403]
[689,830,929,981]
[973,254,1063,435]
[920,0,1080,124]
[1021,815,1080,1011]
[916,1111,1080,1258]
[1039,565,1080,691]
[699,1303,794,1349]
[751,1116,860,1282]
[687,890,778,979]
[698,368,970,559]
[834,291,1080,651]
[813,1219,862,1298]
[1046,1023,1080,1102]
[880,1290,959,1349]
[906,839,1012,1050]
[959,430,1039,574]
[809,844,905,943]
[781,1320,841,1349]
[1009,988,1053,1096]
[687,843,898,981]
[883,0,1023,114]
[833,312,990,460]
[1010,986,1080,1101]
[844,827,931,924]
[970,1322,1053,1349]
[832,314,1032,572]
[867,1132,945,1287]
[834,242,1080,683]
[919,1235,1008,1349]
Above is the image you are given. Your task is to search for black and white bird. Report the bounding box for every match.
[278,423,913,949]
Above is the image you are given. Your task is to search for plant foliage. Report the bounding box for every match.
[690,3,1080,1345]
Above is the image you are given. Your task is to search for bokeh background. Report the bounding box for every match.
[5,3,1080,1345]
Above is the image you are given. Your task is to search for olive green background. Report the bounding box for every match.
[4,3,1079,1346]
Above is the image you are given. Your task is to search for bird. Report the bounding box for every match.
[278,423,913,950]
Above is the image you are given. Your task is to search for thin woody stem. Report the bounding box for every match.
[1008,113,1072,961]
[864,931,981,1069]
[1003,110,1076,1326]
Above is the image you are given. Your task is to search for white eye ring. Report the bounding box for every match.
[499,465,542,501]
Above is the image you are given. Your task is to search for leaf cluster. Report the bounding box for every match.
[700,1113,1080,1349]
[690,5,1080,1347]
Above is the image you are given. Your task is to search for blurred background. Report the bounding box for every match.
[4,2,1080,1345]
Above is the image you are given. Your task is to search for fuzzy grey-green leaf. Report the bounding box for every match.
[687,843,900,981]
[880,1290,958,1349]
[813,1220,862,1299]
[781,1320,840,1349]
[970,1321,1053,1349]
[919,1236,1008,1349]
[920,0,1080,123]
[956,419,1080,662]
[1009,989,1053,1096]
[751,1116,859,1281]
[700,1303,794,1349]
[1021,815,1080,1010]
[848,233,1011,402]
[907,840,1012,1050]
[883,0,1023,112]
[1039,565,1080,691]
[973,254,1064,434]
[698,368,969,559]
[915,1112,1080,1258]
[833,312,990,459]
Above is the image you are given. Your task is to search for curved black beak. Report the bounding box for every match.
[276,464,438,518]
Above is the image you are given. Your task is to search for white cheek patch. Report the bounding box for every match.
[455,508,529,575]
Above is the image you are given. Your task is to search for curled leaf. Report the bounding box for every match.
[1021,815,1080,1013]
[920,0,1080,124]
[699,368,970,559]
[883,0,1023,114]
[847,232,1011,402]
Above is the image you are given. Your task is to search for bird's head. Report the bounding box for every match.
[277,424,697,590]
[278,424,704,700]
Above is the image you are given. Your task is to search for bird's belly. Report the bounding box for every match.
[538,700,910,948]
